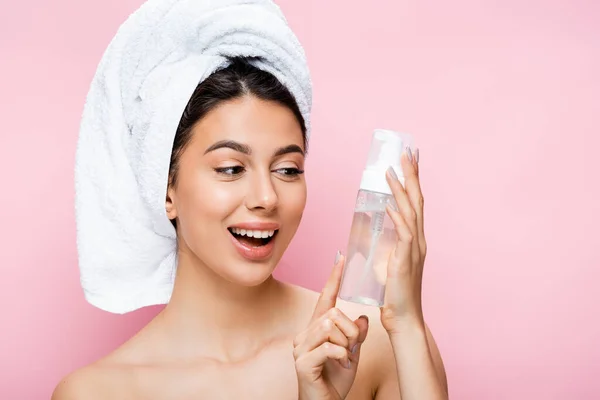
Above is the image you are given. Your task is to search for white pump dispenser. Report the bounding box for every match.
[359,129,413,194]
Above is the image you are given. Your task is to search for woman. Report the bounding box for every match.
[54,3,448,400]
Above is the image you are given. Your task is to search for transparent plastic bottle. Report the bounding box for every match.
[338,129,414,307]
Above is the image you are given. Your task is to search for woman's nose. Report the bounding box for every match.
[245,171,278,212]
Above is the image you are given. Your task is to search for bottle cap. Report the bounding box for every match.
[359,129,415,195]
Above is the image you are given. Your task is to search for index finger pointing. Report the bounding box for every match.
[311,251,344,321]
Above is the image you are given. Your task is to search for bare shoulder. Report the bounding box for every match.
[51,357,133,400]
[52,364,105,400]
[51,315,161,400]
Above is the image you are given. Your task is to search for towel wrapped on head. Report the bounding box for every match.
[74,0,312,314]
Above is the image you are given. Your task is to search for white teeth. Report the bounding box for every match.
[231,228,275,238]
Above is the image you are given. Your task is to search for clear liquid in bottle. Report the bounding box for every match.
[338,190,397,307]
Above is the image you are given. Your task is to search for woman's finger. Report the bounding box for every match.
[351,315,369,360]
[401,147,427,257]
[385,203,416,279]
[323,308,361,353]
[310,253,344,322]
[388,148,421,261]
[295,307,361,355]
[385,203,413,244]
[415,148,420,171]
[386,164,418,240]
[295,342,352,375]
[354,315,369,343]
[293,317,350,359]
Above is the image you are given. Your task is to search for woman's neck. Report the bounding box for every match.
[154,249,297,362]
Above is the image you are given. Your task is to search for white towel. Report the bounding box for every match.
[74,0,312,314]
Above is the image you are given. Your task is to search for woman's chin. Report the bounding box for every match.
[220,261,278,288]
[230,273,275,288]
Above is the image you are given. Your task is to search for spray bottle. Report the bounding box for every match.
[338,129,414,307]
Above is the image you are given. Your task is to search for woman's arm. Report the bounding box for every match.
[375,320,448,399]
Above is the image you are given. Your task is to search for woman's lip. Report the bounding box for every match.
[228,221,280,231]
[228,229,277,261]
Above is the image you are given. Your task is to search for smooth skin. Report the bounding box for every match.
[53,96,447,399]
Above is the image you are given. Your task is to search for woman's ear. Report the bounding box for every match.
[165,185,178,220]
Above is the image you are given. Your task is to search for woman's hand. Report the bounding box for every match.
[380,147,428,333]
[294,254,369,400]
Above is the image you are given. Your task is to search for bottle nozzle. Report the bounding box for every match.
[359,129,414,195]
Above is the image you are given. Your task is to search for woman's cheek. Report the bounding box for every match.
[280,183,307,218]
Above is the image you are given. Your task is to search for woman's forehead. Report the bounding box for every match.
[190,97,305,150]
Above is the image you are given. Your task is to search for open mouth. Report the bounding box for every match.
[228,227,279,247]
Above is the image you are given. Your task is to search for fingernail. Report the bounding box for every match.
[406,146,413,162]
[387,166,398,181]
[415,148,420,164]
[346,360,352,369]
[334,250,341,265]
[351,344,358,354]
[359,315,369,324]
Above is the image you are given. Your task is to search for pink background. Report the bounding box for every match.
[1,0,599,398]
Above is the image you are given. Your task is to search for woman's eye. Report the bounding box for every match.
[274,167,304,177]
[214,166,245,176]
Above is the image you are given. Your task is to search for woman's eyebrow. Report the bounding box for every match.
[204,140,251,155]
[204,141,304,157]
[273,144,304,157]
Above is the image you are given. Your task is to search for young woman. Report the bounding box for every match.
[53,0,449,395]
[53,56,448,400]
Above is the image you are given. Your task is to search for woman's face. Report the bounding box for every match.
[166,95,307,286]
